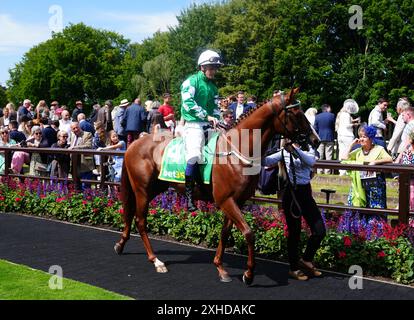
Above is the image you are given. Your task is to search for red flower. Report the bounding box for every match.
[377,251,386,258]
[0,196,5,201]
[191,212,197,217]
[56,197,65,203]
[15,197,21,202]
[149,209,157,215]
[338,251,347,259]
[119,208,124,215]
[269,222,278,229]
[82,200,88,205]
[343,236,352,247]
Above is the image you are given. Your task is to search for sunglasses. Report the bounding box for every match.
[34,132,42,135]
[1,132,9,135]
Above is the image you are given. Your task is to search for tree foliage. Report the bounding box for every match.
[0,86,7,108]
[7,23,129,107]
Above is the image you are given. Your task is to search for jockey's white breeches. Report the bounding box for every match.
[183,122,208,164]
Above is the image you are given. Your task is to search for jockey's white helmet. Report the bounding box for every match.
[198,50,224,67]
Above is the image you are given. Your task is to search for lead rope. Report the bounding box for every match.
[281,149,302,219]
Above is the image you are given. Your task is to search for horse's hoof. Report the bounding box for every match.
[154,258,168,273]
[219,273,232,283]
[242,273,254,286]
[114,243,123,255]
[155,265,168,273]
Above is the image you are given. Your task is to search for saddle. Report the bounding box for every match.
[158,132,220,184]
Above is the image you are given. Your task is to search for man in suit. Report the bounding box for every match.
[97,100,113,133]
[122,98,147,147]
[314,104,336,174]
[69,122,95,190]
[228,91,252,120]
[40,117,57,147]
[77,113,95,135]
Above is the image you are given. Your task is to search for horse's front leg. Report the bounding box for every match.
[220,198,255,286]
[214,216,233,282]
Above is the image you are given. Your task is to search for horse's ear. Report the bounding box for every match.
[287,87,300,103]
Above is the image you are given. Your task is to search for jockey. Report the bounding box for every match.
[180,49,223,211]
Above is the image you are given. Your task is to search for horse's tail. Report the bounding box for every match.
[121,160,136,224]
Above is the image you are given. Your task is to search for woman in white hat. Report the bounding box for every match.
[336,99,360,175]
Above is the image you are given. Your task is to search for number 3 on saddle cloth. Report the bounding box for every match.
[158,132,220,184]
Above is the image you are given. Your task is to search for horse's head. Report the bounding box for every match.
[270,88,320,150]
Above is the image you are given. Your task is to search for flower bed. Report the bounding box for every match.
[1,179,413,284]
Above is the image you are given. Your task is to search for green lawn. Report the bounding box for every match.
[0,260,132,300]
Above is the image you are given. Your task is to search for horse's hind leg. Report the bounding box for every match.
[135,191,168,273]
[114,200,135,255]
[214,216,233,282]
[220,198,255,286]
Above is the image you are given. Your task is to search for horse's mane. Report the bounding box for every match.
[228,102,267,129]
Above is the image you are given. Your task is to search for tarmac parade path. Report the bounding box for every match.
[1,213,414,300]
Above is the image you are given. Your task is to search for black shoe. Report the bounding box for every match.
[185,175,197,212]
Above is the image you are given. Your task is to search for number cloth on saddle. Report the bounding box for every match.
[158,132,220,184]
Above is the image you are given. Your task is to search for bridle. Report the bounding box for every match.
[269,93,314,219]
[269,92,312,150]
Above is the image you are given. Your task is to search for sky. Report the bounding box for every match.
[0,0,213,86]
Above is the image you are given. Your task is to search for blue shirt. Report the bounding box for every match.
[265,147,316,185]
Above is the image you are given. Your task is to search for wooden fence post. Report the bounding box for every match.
[398,172,410,225]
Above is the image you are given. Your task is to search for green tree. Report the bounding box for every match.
[7,23,129,108]
[0,85,7,108]
[118,31,170,101]
[167,3,221,91]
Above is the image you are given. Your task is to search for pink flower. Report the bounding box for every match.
[191,212,197,217]
[343,236,352,247]
[338,251,347,259]
[56,197,65,203]
[82,200,88,205]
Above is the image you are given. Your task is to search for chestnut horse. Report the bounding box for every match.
[114,88,320,285]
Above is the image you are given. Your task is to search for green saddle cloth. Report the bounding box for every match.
[158,132,220,184]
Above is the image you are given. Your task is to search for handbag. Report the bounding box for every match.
[360,171,377,189]
[258,166,280,195]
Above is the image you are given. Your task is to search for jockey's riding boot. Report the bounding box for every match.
[194,167,208,196]
[185,175,197,212]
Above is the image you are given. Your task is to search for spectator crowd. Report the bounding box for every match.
[1,92,413,209]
